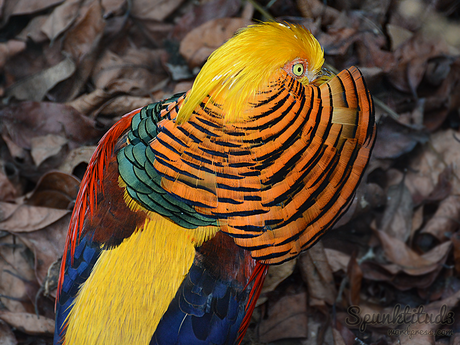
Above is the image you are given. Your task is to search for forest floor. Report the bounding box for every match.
[0,0,460,344]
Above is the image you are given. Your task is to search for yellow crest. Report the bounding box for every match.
[176,22,325,124]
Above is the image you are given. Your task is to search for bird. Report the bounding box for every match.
[54,22,376,345]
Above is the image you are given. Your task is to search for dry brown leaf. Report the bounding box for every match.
[6,57,76,102]
[16,214,69,283]
[297,0,340,25]
[97,96,153,116]
[379,178,413,242]
[262,260,296,295]
[347,255,362,306]
[0,204,69,232]
[316,11,367,56]
[25,171,79,209]
[16,15,49,43]
[41,0,82,41]
[334,181,385,228]
[131,0,183,21]
[421,57,460,132]
[376,230,451,276]
[372,116,429,159]
[0,40,26,69]
[173,81,193,94]
[92,48,167,96]
[334,319,356,345]
[2,36,64,91]
[101,0,125,15]
[10,0,63,15]
[67,88,113,116]
[299,241,337,306]
[258,292,308,343]
[57,0,106,101]
[0,102,102,150]
[258,259,296,305]
[303,314,331,345]
[408,57,430,96]
[325,248,350,273]
[411,205,424,238]
[91,50,123,87]
[1,135,26,161]
[406,129,460,203]
[452,232,460,275]
[388,33,450,94]
[331,327,346,345]
[165,63,193,81]
[172,0,241,40]
[41,257,60,299]
[451,333,460,345]
[58,146,96,174]
[361,260,444,290]
[359,66,384,87]
[387,23,413,50]
[0,166,17,201]
[425,56,453,89]
[0,311,54,335]
[63,1,103,60]
[425,166,453,203]
[420,195,460,242]
[319,28,358,56]
[30,135,68,167]
[356,31,396,72]
[0,234,36,313]
[0,202,19,222]
[0,320,17,345]
[180,17,252,68]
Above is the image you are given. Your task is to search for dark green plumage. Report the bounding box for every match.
[117,95,218,229]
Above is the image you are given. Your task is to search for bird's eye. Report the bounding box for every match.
[292,63,304,77]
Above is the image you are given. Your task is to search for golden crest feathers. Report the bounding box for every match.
[176,22,325,124]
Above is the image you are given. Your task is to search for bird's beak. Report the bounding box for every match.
[311,66,335,86]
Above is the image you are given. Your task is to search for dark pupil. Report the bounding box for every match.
[296,66,301,73]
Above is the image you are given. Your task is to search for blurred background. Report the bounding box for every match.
[0,0,460,344]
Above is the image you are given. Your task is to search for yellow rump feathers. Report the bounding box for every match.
[64,215,218,345]
[64,181,220,345]
[176,22,325,124]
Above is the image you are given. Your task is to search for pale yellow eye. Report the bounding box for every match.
[292,63,304,77]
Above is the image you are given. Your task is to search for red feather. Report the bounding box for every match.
[238,262,268,344]
[56,108,140,302]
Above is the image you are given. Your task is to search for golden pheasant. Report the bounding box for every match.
[54,22,375,345]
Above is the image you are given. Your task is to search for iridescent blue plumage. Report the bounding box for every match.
[54,235,101,343]
[151,260,248,344]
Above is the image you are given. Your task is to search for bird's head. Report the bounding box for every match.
[176,22,333,124]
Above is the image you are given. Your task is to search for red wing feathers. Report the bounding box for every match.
[57,109,140,300]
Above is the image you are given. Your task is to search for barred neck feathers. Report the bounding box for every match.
[176,22,325,124]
